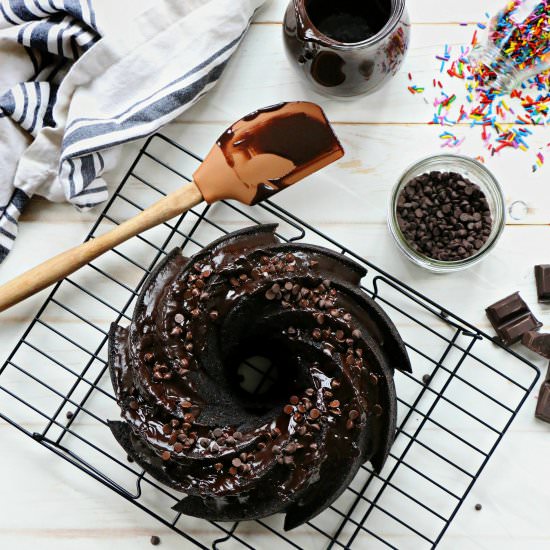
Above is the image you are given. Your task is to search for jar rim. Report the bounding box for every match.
[294,0,407,51]
[388,154,506,273]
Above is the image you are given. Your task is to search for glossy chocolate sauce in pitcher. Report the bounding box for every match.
[283,0,410,97]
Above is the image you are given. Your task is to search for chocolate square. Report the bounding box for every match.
[536,382,550,424]
[485,292,542,346]
[522,331,550,359]
[535,265,550,303]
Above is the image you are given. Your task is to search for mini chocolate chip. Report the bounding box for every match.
[199,438,209,448]
[265,290,276,300]
[225,436,236,446]
[171,326,183,336]
[369,373,379,385]
[66,411,74,420]
[283,404,294,415]
[348,410,360,420]
[272,445,282,455]
[309,408,321,419]
[312,328,322,340]
[257,442,266,450]
[285,443,297,455]
[331,379,341,389]
[229,466,238,475]
[209,310,219,321]
[150,535,161,546]
[422,374,431,385]
[283,455,295,466]
[161,451,171,461]
[305,388,315,396]
[174,442,184,453]
[297,426,307,436]
[144,352,154,363]
[214,463,223,471]
[316,313,325,325]
[232,457,242,468]
[233,431,243,441]
[212,428,223,438]
[210,442,220,453]
[373,404,383,416]
[346,419,355,430]
[290,395,299,405]
[309,443,318,451]
[181,401,192,409]
[352,329,362,339]
[293,412,304,423]
[475,503,482,511]
[329,400,340,408]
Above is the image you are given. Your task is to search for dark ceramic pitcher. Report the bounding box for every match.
[283,0,410,97]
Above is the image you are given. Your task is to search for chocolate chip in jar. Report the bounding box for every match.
[396,171,493,262]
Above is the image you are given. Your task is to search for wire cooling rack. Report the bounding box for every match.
[0,134,541,549]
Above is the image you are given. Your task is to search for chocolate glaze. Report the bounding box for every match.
[108,225,411,529]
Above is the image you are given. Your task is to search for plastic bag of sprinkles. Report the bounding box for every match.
[472,0,550,92]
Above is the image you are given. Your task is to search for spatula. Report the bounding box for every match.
[0,101,344,312]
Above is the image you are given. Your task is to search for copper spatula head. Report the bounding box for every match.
[193,101,344,205]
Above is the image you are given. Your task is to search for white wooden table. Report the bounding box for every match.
[1,1,549,548]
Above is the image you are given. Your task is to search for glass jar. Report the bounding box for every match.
[471,0,550,93]
[282,0,411,98]
[388,154,506,273]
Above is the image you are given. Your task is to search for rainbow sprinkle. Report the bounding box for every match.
[439,131,465,148]
[408,85,425,94]
[409,0,550,171]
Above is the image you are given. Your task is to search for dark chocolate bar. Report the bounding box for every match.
[522,331,550,359]
[536,382,550,424]
[485,292,542,346]
[535,265,550,303]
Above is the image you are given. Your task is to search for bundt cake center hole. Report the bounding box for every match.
[237,356,278,396]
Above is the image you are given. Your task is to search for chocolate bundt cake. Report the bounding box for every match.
[108,225,411,530]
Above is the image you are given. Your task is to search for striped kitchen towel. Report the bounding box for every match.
[0,0,265,262]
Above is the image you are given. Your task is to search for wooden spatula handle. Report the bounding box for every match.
[0,182,204,313]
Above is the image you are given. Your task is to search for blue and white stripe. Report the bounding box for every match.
[0,0,261,262]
